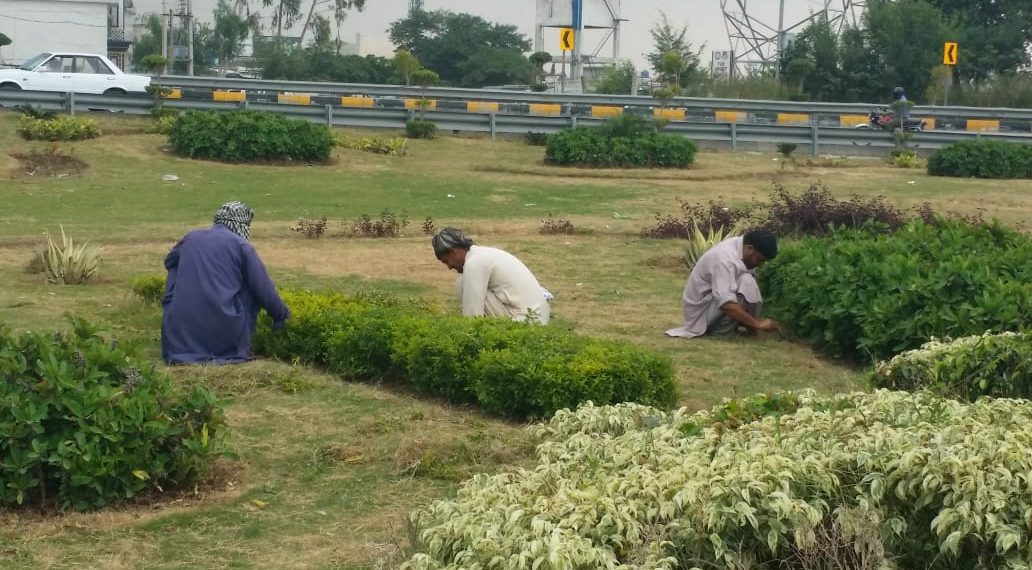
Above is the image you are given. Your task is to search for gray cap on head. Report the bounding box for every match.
[431,227,474,258]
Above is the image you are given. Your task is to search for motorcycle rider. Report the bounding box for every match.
[892,87,911,121]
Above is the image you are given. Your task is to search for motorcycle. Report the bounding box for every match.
[855,107,924,132]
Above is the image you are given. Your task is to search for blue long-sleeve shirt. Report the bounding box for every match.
[161,224,289,365]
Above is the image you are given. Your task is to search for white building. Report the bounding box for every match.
[0,0,135,69]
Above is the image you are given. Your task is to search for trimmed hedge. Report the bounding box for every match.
[927,139,1032,179]
[131,274,165,304]
[252,291,677,419]
[759,220,1032,362]
[0,319,228,509]
[405,119,438,139]
[18,115,100,141]
[168,110,334,162]
[545,115,697,168]
[871,331,1032,400]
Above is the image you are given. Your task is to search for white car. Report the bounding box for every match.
[0,52,151,94]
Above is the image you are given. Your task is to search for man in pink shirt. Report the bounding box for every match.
[666,230,780,338]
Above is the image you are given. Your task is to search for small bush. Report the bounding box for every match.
[889,148,924,169]
[539,215,575,235]
[168,110,334,163]
[525,132,549,146]
[131,274,165,304]
[405,119,438,139]
[760,219,1032,362]
[927,138,1032,179]
[776,142,797,158]
[252,291,677,420]
[545,117,697,168]
[42,226,101,285]
[350,210,408,237]
[19,115,101,141]
[871,331,1032,400]
[150,114,178,135]
[421,217,436,236]
[292,215,328,238]
[642,199,755,239]
[683,220,747,269]
[336,133,408,156]
[762,182,908,237]
[15,104,57,120]
[0,318,229,509]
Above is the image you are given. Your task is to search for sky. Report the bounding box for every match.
[131,1,845,72]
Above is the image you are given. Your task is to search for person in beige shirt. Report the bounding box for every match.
[432,227,550,324]
[666,230,780,338]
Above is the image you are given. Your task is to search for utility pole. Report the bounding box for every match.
[186,0,194,75]
[775,0,785,80]
[571,0,583,83]
[161,0,170,74]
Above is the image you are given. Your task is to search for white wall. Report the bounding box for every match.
[0,0,108,65]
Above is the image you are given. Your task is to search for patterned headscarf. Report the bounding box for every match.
[432,227,474,258]
[214,201,254,240]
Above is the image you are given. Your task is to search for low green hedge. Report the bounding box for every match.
[168,110,334,162]
[927,138,1032,179]
[252,291,677,419]
[131,274,165,304]
[405,119,437,139]
[18,115,100,141]
[545,125,697,168]
[759,220,1032,362]
[0,319,228,509]
[871,331,1032,400]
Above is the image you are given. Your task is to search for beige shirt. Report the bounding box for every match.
[666,236,761,338]
[460,245,549,323]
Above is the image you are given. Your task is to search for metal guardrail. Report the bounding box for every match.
[1,90,1029,156]
[156,75,1032,124]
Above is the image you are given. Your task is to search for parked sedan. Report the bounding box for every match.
[0,53,151,94]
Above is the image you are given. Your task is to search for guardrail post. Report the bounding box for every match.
[324,104,333,126]
[489,113,497,140]
[570,115,578,128]
[64,92,75,116]
[238,100,248,110]
[810,125,819,156]
[730,122,737,151]
[406,109,415,122]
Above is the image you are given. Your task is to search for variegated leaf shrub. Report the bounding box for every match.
[760,219,1032,362]
[404,391,1032,569]
[871,331,1032,400]
[252,291,677,419]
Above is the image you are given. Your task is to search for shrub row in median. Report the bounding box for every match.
[759,219,1032,362]
[928,138,1032,179]
[404,390,1032,569]
[871,331,1032,400]
[0,318,229,510]
[168,109,335,163]
[252,291,677,419]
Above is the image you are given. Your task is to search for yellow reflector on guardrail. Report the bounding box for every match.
[592,106,622,118]
[921,118,935,130]
[839,114,869,127]
[715,110,744,123]
[405,98,436,110]
[654,108,686,120]
[278,94,311,106]
[213,90,246,102]
[966,119,999,132]
[777,113,809,125]
[166,88,182,99]
[529,103,561,115]
[341,96,374,107]
[468,101,500,113]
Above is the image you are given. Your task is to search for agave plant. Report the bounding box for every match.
[683,220,747,269]
[43,226,101,284]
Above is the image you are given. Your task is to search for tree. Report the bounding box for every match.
[528,51,552,86]
[388,10,531,87]
[594,61,635,94]
[925,0,1031,81]
[393,49,419,85]
[411,68,439,119]
[647,11,702,88]
[131,15,164,71]
[779,15,842,100]
[210,0,255,64]
[865,0,953,103]
[0,32,10,63]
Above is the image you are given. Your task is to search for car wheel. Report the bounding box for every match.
[104,88,128,96]
[0,83,21,90]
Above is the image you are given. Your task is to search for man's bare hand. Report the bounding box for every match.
[755,318,780,332]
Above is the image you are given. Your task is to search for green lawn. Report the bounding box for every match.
[1,110,1030,569]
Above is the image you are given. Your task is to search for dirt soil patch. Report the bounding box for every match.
[10,149,88,178]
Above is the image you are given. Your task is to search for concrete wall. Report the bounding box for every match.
[0,0,108,65]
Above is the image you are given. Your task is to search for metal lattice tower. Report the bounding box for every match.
[720,0,866,76]
[409,0,424,14]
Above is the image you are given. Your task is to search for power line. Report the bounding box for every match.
[0,13,106,27]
